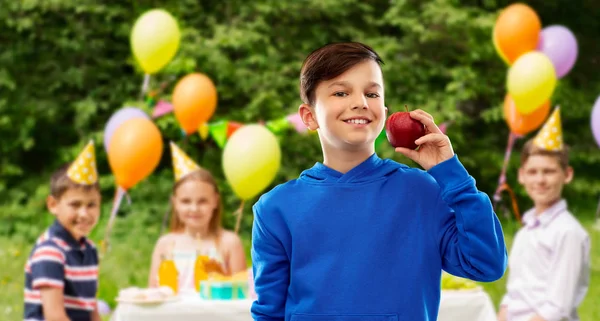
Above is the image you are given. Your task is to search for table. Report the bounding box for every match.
[112,289,497,321]
[438,289,497,321]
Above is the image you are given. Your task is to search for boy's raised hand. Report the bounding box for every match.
[394,109,455,170]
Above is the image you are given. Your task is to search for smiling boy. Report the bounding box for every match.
[498,108,590,321]
[251,42,507,321]
[24,141,102,321]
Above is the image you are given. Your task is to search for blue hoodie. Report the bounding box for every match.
[251,154,507,321]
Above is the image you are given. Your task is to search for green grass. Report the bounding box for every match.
[2,210,598,320]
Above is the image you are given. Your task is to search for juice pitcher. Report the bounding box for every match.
[194,252,209,292]
[158,254,179,294]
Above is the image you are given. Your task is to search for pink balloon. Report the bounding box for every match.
[592,96,600,148]
[537,25,578,79]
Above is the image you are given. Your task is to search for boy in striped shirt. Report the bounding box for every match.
[24,141,102,321]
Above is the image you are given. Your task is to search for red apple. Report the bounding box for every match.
[385,105,426,150]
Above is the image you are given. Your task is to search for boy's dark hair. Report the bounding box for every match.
[520,138,570,170]
[50,163,100,199]
[300,42,384,106]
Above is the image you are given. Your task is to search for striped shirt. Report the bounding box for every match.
[24,220,99,321]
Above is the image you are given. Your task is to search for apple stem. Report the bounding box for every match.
[404,104,409,112]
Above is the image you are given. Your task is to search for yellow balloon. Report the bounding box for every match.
[222,125,281,200]
[131,9,180,74]
[507,52,557,115]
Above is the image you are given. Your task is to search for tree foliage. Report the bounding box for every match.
[1,0,599,239]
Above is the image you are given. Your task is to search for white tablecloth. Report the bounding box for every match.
[112,289,496,321]
[438,289,497,321]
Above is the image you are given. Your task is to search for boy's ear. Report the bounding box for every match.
[46,195,59,216]
[299,104,319,131]
[564,166,574,184]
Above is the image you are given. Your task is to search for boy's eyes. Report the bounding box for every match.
[179,198,207,204]
[332,92,380,98]
[526,168,558,175]
[69,202,97,208]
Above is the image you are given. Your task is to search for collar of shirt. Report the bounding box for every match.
[521,199,567,229]
[49,220,89,250]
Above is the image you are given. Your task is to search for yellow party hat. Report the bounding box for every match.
[533,107,563,151]
[170,142,201,181]
[67,140,98,185]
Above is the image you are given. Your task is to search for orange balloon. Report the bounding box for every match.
[503,94,550,136]
[108,118,164,190]
[172,73,218,135]
[493,3,541,64]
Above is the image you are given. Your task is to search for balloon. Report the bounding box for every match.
[97,300,111,316]
[493,3,541,64]
[537,25,578,79]
[131,9,180,74]
[108,118,164,190]
[222,125,281,200]
[492,32,510,66]
[507,52,557,114]
[173,73,218,135]
[103,107,149,153]
[503,94,550,136]
[592,96,600,148]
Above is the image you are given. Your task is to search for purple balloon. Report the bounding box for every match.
[592,96,600,148]
[97,299,111,315]
[104,107,150,152]
[537,25,578,79]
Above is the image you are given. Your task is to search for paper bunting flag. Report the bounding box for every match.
[286,113,308,133]
[152,100,174,118]
[227,121,243,138]
[209,121,228,148]
[533,107,563,151]
[198,123,210,141]
[374,129,387,150]
[67,140,98,185]
[170,142,201,182]
[266,117,291,134]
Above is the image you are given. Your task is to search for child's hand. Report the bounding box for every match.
[394,109,454,170]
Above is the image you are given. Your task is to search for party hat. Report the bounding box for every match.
[67,140,98,185]
[533,107,563,151]
[170,142,201,181]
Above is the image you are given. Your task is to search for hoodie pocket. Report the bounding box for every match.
[290,314,398,321]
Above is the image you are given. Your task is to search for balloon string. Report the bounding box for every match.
[595,194,600,222]
[140,74,151,99]
[493,132,517,204]
[234,200,245,235]
[496,183,522,225]
[160,200,173,235]
[101,186,127,255]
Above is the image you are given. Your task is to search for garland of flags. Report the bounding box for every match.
[149,98,312,148]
